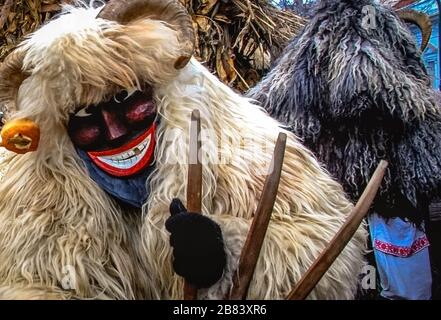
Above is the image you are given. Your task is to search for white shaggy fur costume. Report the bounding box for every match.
[0,3,367,299]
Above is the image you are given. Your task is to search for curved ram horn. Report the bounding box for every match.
[98,0,195,69]
[398,9,432,52]
[0,51,27,102]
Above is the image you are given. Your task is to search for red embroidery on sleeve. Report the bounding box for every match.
[374,236,430,257]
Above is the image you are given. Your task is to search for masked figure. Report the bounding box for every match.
[0,0,366,299]
[249,0,439,299]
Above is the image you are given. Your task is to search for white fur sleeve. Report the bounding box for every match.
[199,214,366,300]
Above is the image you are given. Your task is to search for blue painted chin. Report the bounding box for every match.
[77,148,154,208]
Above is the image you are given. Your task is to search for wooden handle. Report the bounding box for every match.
[184,110,202,300]
[228,132,287,300]
[287,160,388,300]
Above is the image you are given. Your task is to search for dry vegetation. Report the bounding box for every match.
[0,0,306,92]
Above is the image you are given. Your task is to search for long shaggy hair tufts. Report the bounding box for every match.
[0,2,366,299]
[249,0,441,223]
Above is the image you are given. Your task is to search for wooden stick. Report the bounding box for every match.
[184,109,202,300]
[287,160,389,300]
[228,132,287,300]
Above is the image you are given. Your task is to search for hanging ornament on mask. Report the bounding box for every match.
[0,118,40,154]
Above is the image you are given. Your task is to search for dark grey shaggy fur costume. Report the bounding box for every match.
[249,0,441,224]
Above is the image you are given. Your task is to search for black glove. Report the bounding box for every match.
[165,198,227,288]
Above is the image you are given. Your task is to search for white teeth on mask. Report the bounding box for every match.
[97,134,151,169]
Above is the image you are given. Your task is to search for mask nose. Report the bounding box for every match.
[101,108,128,141]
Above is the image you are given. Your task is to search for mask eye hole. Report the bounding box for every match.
[69,105,102,149]
[114,88,137,104]
[74,106,95,118]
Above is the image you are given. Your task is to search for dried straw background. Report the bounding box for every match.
[0,0,306,92]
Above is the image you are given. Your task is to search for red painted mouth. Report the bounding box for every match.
[87,124,156,177]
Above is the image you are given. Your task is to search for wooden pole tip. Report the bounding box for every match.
[378,160,389,170]
[278,132,287,143]
[191,109,200,121]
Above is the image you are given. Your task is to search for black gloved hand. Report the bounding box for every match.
[165,198,227,288]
